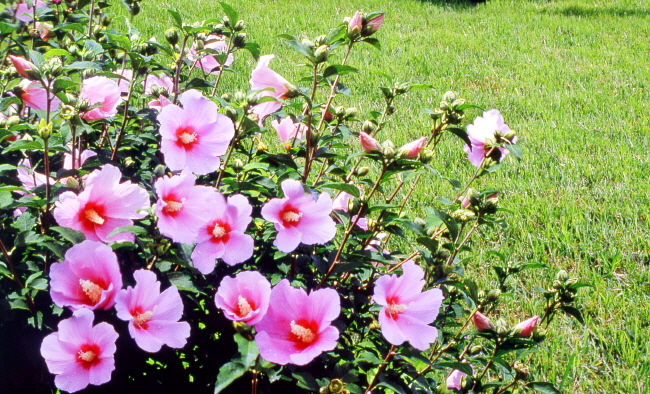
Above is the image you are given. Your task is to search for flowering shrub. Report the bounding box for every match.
[0,1,590,393]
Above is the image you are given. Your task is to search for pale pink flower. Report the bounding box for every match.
[148,95,173,112]
[144,73,174,95]
[473,311,493,332]
[80,76,123,121]
[15,0,47,22]
[115,69,133,94]
[464,109,517,167]
[271,117,305,149]
[513,315,539,337]
[255,279,340,366]
[154,168,215,244]
[250,54,292,123]
[215,271,271,325]
[114,269,191,353]
[372,260,444,350]
[447,369,466,391]
[398,136,426,158]
[189,34,233,74]
[363,13,385,37]
[40,308,118,393]
[261,179,336,253]
[63,149,97,170]
[49,240,123,311]
[14,158,52,217]
[359,131,380,153]
[332,191,367,230]
[53,164,150,243]
[18,79,61,112]
[191,193,254,273]
[9,55,36,78]
[157,89,235,175]
[347,11,363,37]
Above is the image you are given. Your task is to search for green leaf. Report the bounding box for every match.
[106,33,132,50]
[3,139,43,153]
[455,103,484,111]
[409,83,434,91]
[233,334,259,369]
[243,42,260,60]
[417,237,439,254]
[107,226,147,239]
[505,143,523,159]
[0,22,16,35]
[519,262,548,270]
[362,37,381,50]
[168,9,183,29]
[376,380,405,394]
[567,282,594,291]
[213,361,247,394]
[12,212,36,232]
[64,61,103,71]
[435,361,473,375]
[323,65,359,79]
[433,208,459,241]
[284,40,314,60]
[561,305,585,324]
[326,25,346,44]
[55,22,86,33]
[219,2,239,24]
[50,226,86,244]
[167,272,204,294]
[319,182,360,198]
[526,382,563,394]
[292,371,319,391]
[44,49,72,58]
[0,192,13,209]
[0,96,22,111]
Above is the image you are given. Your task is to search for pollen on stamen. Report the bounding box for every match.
[212,224,227,238]
[79,279,103,305]
[237,295,252,317]
[290,320,316,343]
[178,131,197,145]
[164,199,184,213]
[133,311,153,329]
[84,208,105,225]
[282,210,302,223]
[386,303,408,316]
[78,349,97,363]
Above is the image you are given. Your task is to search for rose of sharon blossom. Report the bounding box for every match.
[41,309,118,393]
[80,76,123,121]
[158,89,234,175]
[332,191,368,231]
[189,34,234,74]
[398,136,426,158]
[14,158,53,217]
[261,179,336,253]
[513,315,539,337]
[447,369,467,391]
[255,280,340,366]
[359,131,380,153]
[63,149,97,170]
[18,79,61,112]
[144,73,174,95]
[373,260,444,350]
[114,269,191,353]
[15,0,47,22]
[50,240,123,311]
[473,310,493,332]
[154,168,215,244]
[250,54,292,123]
[191,193,254,273]
[271,117,305,149]
[115,69,133,94]
[215,271,271,325]
[9,55,36,79]
[464,109,517,167]
[53,164,150,243]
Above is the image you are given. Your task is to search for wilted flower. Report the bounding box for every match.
[359,131,380,153]
[513,315,539,337]
[53,164,150,243]
[398,136,426,158]
[49,240,123,311]
[255,279,340,365]
[373,260,444,350]
[464,109,517,167]
[157,89,235,175]
[191,193,254,273]
[40,309,118,393]
[271,117,305,149]
[261,179,336,253]
[215,271,271,325]
[250,54,292,124]
[114,269,191,353]
[15,158,53,217]
[80,76,123,121]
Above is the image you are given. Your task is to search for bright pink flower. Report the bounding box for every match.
[261,179,336,253]
[115,69,133,94]
[473,311,492,332]
[15,0,47,22]
[63,149,97,170]
[250,54,292,123]
[398,136,426,158]
[191,193,254,272]
[18,79,61,112]
[363,13,385,37]
[271,117,305,149]
[80,76,123,121]
[53,164,150,243]
[359,131,380,153]
[157,89,235,175]
[513,315,539,337]
[49,240,123,311]
[154,168,215,244]
[464,109,517,167]
[148,95,173,112]
[114,269,191,353]
[215,271,271,325]
[40,308,118,393]
[255,279,340,366]
[144,73,174,95]
[189,35,233,74]
[332,191,367,230]
[447,369,466,391]
[9,55,36,78]
[372,260,444,350]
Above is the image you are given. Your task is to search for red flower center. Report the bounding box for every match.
[79,279,104,305]
[80,202,106,231]
[162,194,184,217]
[288,319,318,349]
[131,307,153,330]
[77,343,100,369]
[385,297,408,319]
[236,295,256,318]
[175,126,199,150]
[280,205,302,227]
[210,221,231,243]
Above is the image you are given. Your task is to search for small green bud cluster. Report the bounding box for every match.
[429,91,465,125]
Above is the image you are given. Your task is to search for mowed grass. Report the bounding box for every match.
[109,0,650,392]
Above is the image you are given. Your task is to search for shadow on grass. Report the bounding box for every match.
[548,5,650,18]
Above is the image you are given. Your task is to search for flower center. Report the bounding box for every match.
[79,279,103,305]
[84,208,104,225]
[178,131,197,145]
[78,349,97,363]
[290,320,316,344]
[237,295,252,318]
[386,303,408,316]
[212,224,227,238]
[163,199,184,213]
[134,311,153,329]
[281,208,302,227]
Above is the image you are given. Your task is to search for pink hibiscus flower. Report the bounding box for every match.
[398,136,426,158]
[464,109,517,167]
[115,68,133,94]
[191,193,254,273]
[359,131,380,153]
[157,89,235,175]
[513,315,539,337]
[214,271,271,325]
[255,279,340,365]
[250,54,292,123]
[372,260,444,350]
[144,73,174,95]
[114,269,191,353]
[79,76,123,121]
[271,117,305,149]
[63,149,97,170]
[189,34,234,74]
[18,79,61,112]
[49,240,122,311]
[15,0,47,22]
[40,308,118,393]
[53,164,150,243]
[154,168,215,244]
[9,55,36,79]
[14,158,53,217]
[260,179,336,253]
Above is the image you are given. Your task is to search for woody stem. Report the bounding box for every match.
[364,345,396,394]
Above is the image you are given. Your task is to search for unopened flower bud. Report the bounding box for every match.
[60,105,77,119]
[194,39,205,51]
[334,106,346,118]
[451,209,476,222]
[123,157,136,167]
[532,327,546,342]
[419,148,434,164]
[486,289,501,302]
[442,90,457,103]
[460,375,473,391]
[65,177,80,190]
[7,116,21,128]
[314,34,328,47]
[513,315,539,337]
[356,166,370,177]
[346,197,360,215]
[234,20,245,32]
[466,188,481,207]
[164,28,179,46]
[25,68,42,81]
[451,98,465,108]
[556,270,569,282]
[221,16,231,27]
[129,1,140,16]
[233,33,246,48]
[473,311,493,332]
[153,164,167,178]
[37,119,53,140]
[469,345,484,355]
[344,107,358,119]
[224,106,238,122]
[232,321,253,336]
[565,278,578,287]
[301,38,315,49]
[328,379,345,394]
[514,361,530,381]
[413,217,426,227]
[256,139,268,152]
[362,120,375,134]
[314,44,330,63]
[347,11,362,39]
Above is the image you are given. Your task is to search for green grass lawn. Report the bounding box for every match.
[111,0,650,392]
